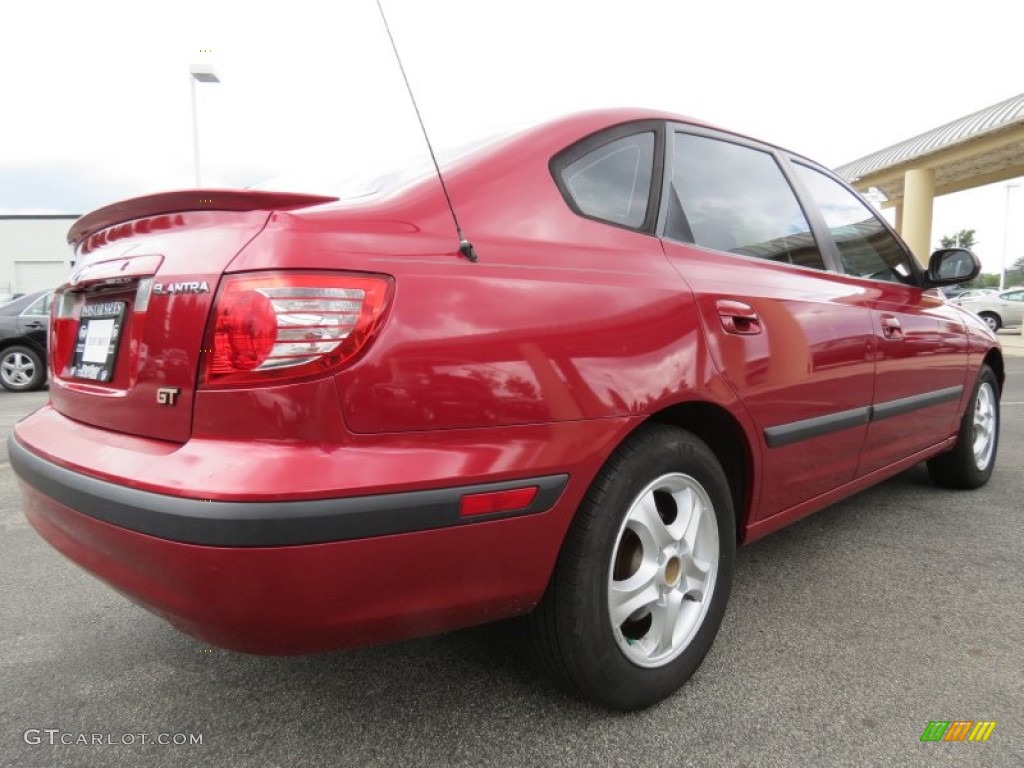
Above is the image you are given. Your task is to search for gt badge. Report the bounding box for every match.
[156,387,181,406]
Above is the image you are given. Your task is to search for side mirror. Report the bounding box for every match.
[926,248,980,286]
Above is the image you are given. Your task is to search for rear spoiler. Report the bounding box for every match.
[68,189,339,247]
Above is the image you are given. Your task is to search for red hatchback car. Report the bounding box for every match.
[12,109,1002,710]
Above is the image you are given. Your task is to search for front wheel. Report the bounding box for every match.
[528,424,735,710]
[927,364,999,489]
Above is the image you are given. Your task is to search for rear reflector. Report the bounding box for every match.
[200,272,392,387]
[459,486,539,518]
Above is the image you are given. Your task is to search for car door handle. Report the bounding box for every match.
[716,300,761,335]
[881,315,903,340]
[24,321,46,329]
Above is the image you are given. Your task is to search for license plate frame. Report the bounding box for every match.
[70,300,126,383]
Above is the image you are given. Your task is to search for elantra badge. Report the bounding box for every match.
[153,281,210,296]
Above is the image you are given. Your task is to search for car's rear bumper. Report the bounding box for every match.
[12,407,634,653]
[10,436,568,547]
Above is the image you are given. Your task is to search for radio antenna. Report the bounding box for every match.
[374,0,478,262]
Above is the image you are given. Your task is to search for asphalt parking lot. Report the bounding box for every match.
[2,357,1022,768]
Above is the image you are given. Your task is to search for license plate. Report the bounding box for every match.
[70,300,126,382]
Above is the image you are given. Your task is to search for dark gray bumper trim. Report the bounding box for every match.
[9,435,568,547]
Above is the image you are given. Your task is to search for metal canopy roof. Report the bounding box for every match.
[835,92,1024,204]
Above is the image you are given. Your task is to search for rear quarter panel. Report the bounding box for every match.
[337,238,714,432]
[235,119,749,436]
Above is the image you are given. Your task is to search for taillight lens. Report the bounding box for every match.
[50,290,80,377]
[200,272,392,388]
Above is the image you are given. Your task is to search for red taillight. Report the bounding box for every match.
[51,289,84,378]
[208,289,277,374]
[200,272,392,387]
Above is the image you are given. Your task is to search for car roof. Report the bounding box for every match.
[0,289,50,317]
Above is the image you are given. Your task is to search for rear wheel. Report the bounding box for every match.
[978,312,1001,332]
[528,424,735,710]
[927,364,999,489]
[0,346,45,391]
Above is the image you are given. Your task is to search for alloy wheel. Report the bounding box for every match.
[1,351,37,389]
[972,382,997,470]
[608,472,719,668]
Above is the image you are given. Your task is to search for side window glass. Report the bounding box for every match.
[560,132,654,228]
[23,294,49,316]
[668,133,825,269]
[1004,291,1024,302]
[794,164,914,283]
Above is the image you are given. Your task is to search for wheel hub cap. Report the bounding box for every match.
[663,556,681,586]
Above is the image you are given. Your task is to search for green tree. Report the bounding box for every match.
[967,273,1001,289]
[939,229,977,249]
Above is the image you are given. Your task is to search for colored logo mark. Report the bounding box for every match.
[920,720,996,742]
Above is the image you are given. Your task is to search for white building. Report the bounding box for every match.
[0,215,78,297]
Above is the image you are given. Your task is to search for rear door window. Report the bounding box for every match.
[667,133,826,270]
[22,293,52,316]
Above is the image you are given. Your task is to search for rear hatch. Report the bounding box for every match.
[49,190,336,443]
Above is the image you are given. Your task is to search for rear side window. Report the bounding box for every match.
[559,133,654,228]
[794,164,914,283]
[23,293,52,316]
[667,133,825,270]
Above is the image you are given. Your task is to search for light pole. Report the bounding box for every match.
[190,64,220,187]
[1001,181,1021,290]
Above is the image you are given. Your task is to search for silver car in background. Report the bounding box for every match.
[958,287,1024,330]
[948,288,998,305]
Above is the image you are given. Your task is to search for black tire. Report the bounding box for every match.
[0,345,46,392]
[927,365,999,489]
[528,423,735,710]
[978,312,1001,332]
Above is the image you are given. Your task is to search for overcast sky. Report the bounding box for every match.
[1,0,1021,272]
